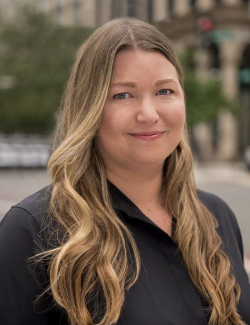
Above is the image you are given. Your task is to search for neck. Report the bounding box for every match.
[106,165,164,208]
[106,164,172,237]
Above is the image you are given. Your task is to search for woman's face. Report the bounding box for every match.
[97,50,186,173]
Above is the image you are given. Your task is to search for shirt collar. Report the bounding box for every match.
[107,180,166,229]
[108,181,140,215]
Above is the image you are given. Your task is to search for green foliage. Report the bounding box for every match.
[0,9,94,134]
[180,49,237,126]
[184,71,234,126]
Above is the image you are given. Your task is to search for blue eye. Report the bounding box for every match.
[157,89,173,96]
[114,92,129,100]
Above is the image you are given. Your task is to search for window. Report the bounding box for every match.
[127,0,136,17]
[55,0,63,23]
[168,0,174,17]
[148,0,153,22]
[37,0,49,11]
[190,0,196,7]
[73,0,82,24]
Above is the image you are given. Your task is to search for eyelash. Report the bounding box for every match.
[113,89,174,100]
[156,89,174,96]
[113,93,130,100]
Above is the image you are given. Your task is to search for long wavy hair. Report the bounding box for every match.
[44,18,245,325]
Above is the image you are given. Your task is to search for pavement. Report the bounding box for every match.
[0,162,250,276]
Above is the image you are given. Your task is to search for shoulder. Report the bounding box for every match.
[197,188,231,214]
[12,185,52,226]
[1,185,53,250]
[0,186,62,323]
[197,191,250,317]
[197,189,240,232]
[197,188,243,259]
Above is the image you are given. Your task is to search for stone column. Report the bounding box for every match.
[173,0,190,17]
[101,0,112,25]
[193,49,214,161]
[96,0,112,27]
[217,41,243,160]
[221,0,241,5]
[62,1,74,26]
[195,49,212,80]
[82,0,96,27]
[136,0,148,21]
[47,0,54,13]
[111,0,126,19]
[196,0,214,12]
[153,0,168,21]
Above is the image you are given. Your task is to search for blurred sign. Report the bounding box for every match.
[198,17,213,32]
[240,69,250,85]
[210,30,234,43]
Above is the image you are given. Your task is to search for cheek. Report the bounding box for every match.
[99,104,131,135]
[167,103,186,128]
[99,110,118,135]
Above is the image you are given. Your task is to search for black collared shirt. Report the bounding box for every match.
[0,183,250,325]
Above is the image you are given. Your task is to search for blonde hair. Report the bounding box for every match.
[44,18,245,325]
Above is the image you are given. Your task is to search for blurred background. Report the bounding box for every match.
[0,0,249,275]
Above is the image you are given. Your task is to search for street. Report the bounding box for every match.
[0,163,250,275]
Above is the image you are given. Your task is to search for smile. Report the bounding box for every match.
[130,131,165,141]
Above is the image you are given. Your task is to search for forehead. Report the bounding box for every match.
[112,50,180,83]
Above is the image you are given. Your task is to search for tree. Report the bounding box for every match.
[180,49,237,127]
[0,9,94,134]
[184,71,233,126]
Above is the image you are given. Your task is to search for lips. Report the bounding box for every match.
[130,131,165,140]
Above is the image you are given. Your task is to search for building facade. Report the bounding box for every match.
[156,0,250,160]
[0,0,36,25]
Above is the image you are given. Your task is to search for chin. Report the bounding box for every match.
[131,154,169,168]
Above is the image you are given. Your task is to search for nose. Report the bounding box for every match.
[136,98,159,124]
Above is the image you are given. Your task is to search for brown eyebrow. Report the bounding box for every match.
[155,79,178,87]
[111,79,178,88]
[111,82,137,88]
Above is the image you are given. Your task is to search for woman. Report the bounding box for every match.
[0,18,249,325]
